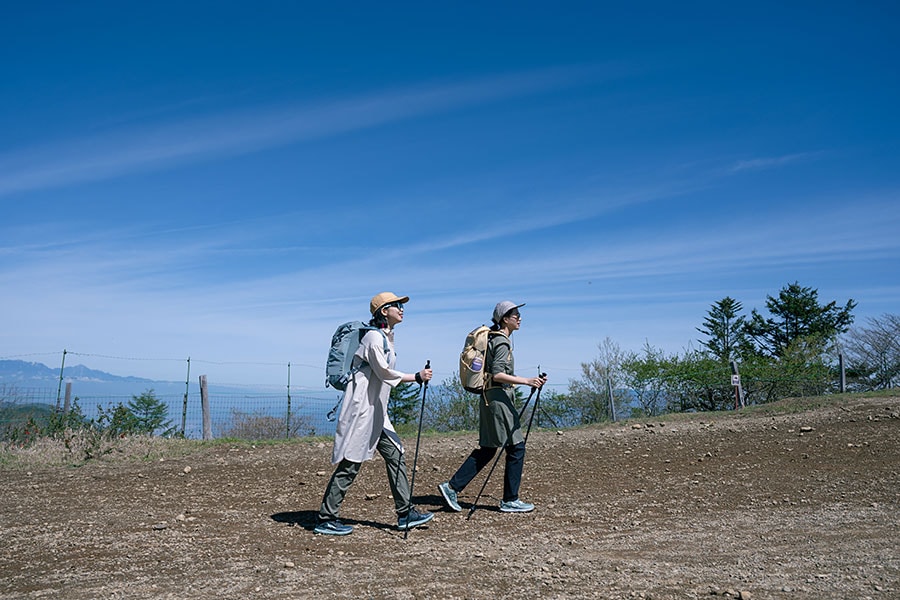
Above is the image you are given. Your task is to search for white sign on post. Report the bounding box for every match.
[731,374,741,386]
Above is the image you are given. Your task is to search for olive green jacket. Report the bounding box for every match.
[479,332,525,448]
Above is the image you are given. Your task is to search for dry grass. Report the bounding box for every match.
[1,431,199,469]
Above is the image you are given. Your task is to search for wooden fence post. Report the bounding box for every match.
[199,374,212,440]
[63,382,72,415]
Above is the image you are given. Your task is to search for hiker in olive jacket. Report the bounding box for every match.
[438,300,547,514]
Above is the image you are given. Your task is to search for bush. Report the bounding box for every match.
[220,409,314,440]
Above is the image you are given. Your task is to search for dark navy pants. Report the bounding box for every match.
[448,441,526,503]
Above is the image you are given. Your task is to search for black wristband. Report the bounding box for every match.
[415,371,423,384]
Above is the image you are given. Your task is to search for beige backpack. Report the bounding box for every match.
[459,326,507,393]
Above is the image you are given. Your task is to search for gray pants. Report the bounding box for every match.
[318,431,411,521]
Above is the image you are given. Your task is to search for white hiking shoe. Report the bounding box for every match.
[499,499,535,513]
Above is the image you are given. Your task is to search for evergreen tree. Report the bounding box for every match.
[127,389,175,436]
[388,381,420,425]
[746,282,856,358]
[697,297,753,362]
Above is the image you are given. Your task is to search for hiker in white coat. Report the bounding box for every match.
[314,292,434,536]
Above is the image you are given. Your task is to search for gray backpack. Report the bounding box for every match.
[325,321,389,391]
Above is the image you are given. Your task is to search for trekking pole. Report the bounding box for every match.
[404,360,429,539]
[523,369,547,445]
[465,374,545,520]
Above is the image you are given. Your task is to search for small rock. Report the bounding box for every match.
[284,561,295,568]
[183,466,192,474]
[152,523,167,531]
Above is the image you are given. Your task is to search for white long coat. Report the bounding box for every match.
[331,329,404,464]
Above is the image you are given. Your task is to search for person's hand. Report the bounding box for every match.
[419,368,433,382]
[528,375,547,388]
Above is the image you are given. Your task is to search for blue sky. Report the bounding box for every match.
[2,2,898,394]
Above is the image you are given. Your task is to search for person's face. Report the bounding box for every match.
[381,302,405,326]
[503,310,521,331]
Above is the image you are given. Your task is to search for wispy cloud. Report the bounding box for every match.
[0,66,610,198]
[728,152,823,173]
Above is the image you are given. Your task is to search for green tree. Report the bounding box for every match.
[662,350,735,412]
[388,381,421,427]
[739,335,835,401]
[746,282,856,358]
[127,389,175,436]
[621,342,667,417]
[531,390,575,428]
[697,297,753,363]
[424,373,479,432]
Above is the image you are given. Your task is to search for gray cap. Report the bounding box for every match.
[492,300,525,324]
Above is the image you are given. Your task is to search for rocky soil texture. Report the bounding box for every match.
[1,394,898,599]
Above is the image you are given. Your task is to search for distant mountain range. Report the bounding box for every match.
[1,359,216,399]
[1,359,157,386]
[0,359,332,400]
[0,359,338,437]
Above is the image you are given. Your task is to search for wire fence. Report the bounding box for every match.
[0,384,342,440]
[0,350,344,440]
[2,348,894,442]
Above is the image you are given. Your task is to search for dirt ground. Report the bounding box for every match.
[1,394,898,600]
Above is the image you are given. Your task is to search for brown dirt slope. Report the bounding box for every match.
[1,394,898,599]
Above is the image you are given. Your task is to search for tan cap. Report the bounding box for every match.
[370,292,410,315]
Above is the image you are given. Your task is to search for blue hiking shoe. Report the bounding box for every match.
[438,481,461,512]
[499,499,535,513]
[397,507,434,530]
[313,519,353,536]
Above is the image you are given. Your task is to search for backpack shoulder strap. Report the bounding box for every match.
[359,326,390,360]
[487,330,510,347]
